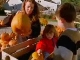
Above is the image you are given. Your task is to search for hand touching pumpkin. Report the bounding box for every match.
[31,51,44,60]
[11,11,32,37]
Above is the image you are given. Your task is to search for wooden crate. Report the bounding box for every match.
[2,38,37,60]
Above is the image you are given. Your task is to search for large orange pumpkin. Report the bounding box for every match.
[11,12,32,37]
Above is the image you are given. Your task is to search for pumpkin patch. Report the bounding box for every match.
[39,18,48,26]
[0,32,18,51]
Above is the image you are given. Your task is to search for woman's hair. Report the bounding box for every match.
[42,24,58,38]
[21,0,40,22]
[55,3,76,23]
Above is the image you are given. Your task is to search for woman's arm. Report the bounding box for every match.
[3,13,16,26]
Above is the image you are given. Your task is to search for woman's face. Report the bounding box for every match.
[25,1,34,15]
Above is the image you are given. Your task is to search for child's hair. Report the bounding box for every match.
[56,3,76,23]
[42,24,58,38]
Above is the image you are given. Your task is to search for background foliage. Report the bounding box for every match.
[61,0,80,12]
[0,0,6,15]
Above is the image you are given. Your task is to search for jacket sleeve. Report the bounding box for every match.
[29,19,41,38]
[36,40,46,52]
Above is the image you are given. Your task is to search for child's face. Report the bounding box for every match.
[46,33,54,40]
[56,16,64,28]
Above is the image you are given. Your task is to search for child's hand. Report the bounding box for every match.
[31,51,44,60]
[37,49,42,56]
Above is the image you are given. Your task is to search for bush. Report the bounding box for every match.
[0,7,6,15]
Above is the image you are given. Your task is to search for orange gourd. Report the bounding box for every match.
[9,35,18,46]
[55,26,65,37]
[31,52,44,60]
[0,32,10,51]
[11,12,32,37]
[9,39,17,47]
[39,18,48,26]
[1,32,10,41]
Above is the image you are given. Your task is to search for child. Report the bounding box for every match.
[53,3,80,60]
[36,24,58,59]
[55,9,65,37]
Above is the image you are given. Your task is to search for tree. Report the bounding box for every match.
[0,0,6,8]
[61,0,80,12]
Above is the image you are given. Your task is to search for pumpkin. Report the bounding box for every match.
[9,39,17,46]
[55,26,65,37]
[31,52,44,60]
[0,40,9,46]
[11,12,32,37]
[9,35,18,46]
[1,32,10,41]
[9,32,16,40]
[0,39,8,51]
[39,18,48,26]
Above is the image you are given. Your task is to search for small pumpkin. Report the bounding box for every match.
[9,39,17,47]
[0,40,9,46]
[39,18,48,26]
[11,12,32,37]
[31,52,44,60]
[0,40,9,51]
[55,26,65,37]
[9,35,18,46]
[1,32,10,41]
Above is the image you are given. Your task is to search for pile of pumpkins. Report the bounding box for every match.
[39,18,48,26]
[0,32,18,51]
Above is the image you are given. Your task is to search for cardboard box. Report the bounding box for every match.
[2,38,37,60]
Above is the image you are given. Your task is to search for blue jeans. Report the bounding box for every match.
[44,52,50,60]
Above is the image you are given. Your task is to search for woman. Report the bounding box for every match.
[4,0,41,39]
[21,0,41,39]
